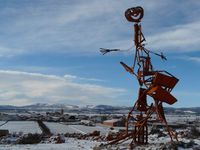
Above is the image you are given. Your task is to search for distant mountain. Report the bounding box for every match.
[0,103,79,112]
[93,105,116,110]
[0,103,199,115]
[0,105,18,110]
[164,107,200,115]
[174,107,200,114]
[21,103,79,110]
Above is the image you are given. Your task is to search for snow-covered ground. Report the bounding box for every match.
[0,121,200,150]
[0,121,117,135]
[165,115,200,123]
[44,122,109,135]
[0,136,199,150]
[0,121,41,134]
[0,138,99,150]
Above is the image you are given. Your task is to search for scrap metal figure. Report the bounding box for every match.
[101,6,179,148]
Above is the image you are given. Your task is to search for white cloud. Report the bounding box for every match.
[0,0,199,57]
[0,70,126,106]
[187,56,200,63]
[176,56,200,64]
[147,21,200,52]
[64,74,105,82]
[0,1,124,56]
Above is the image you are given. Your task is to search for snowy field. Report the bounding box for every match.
[0,136,200,150]
[0,121,41,134]
[44,122,109,135]
[165,115,200,123]
[0,121,118,135]
[0,121,200,149]
[0,138,99,150]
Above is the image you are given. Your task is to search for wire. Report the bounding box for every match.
[120,45,135,52]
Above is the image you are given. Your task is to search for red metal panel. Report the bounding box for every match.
[147,86,177,105]
[153,73,179,89]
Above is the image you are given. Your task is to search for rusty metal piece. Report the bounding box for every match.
[136,88,148,112]
[134,114,148,144]
[147,86,177,105]
[153,72,179,90]
[120,62,134,74]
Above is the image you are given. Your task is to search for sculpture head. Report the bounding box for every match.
[125,6,144,22]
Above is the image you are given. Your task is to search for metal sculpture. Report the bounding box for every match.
[100,6,179,148]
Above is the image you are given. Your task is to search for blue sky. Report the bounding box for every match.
[0,0,199,107]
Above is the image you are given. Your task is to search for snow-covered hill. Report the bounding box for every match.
[0,103,200,115]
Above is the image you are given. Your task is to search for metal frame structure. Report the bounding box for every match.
[101,6,179,148]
